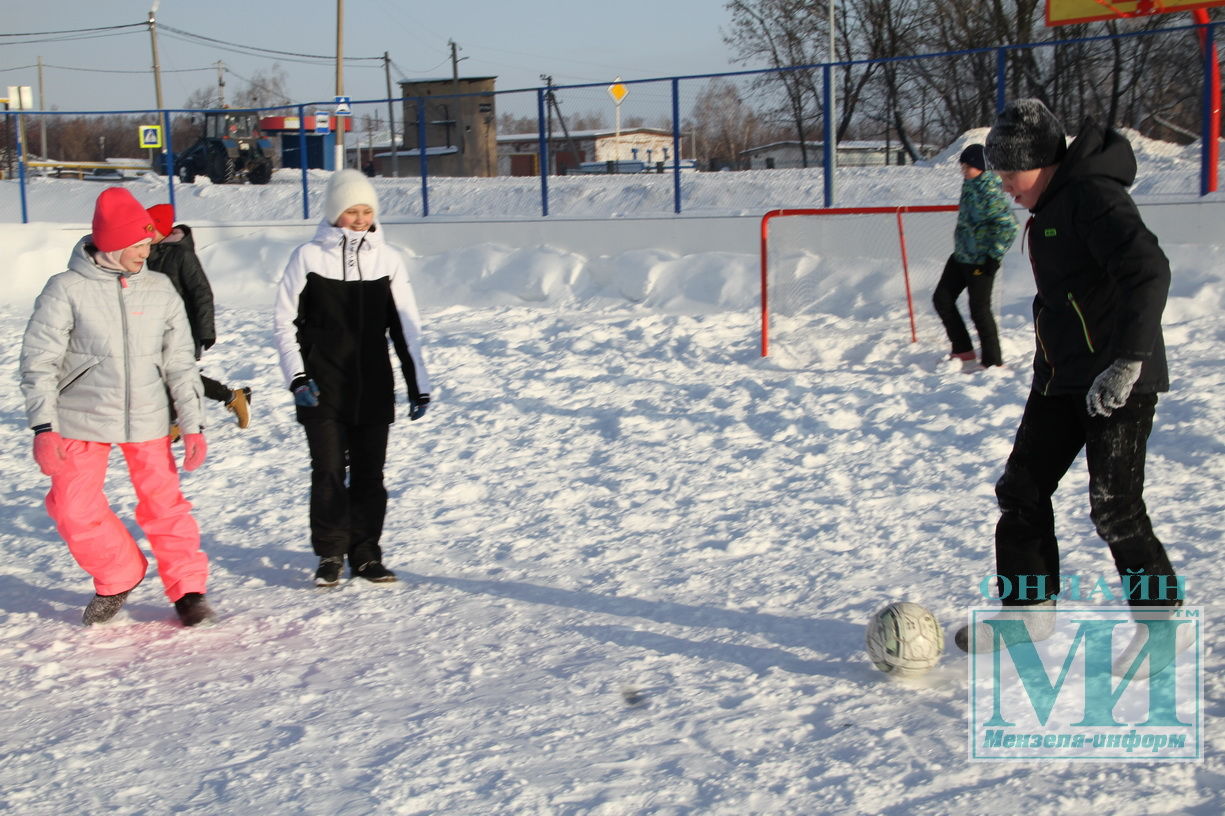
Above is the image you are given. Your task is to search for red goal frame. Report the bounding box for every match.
[759,205,959,357]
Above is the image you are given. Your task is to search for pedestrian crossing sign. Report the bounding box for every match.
[138,125,163,149]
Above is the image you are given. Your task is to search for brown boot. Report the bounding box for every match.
[226,387,251,429]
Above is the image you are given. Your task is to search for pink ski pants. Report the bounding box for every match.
[45,437,208,602]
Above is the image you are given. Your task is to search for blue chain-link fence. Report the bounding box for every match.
[3,19,1221,223]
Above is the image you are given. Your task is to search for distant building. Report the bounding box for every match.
[740,140,932,170]
[259,115,354,171]
[498,127,678,176]
[387,77,498,177]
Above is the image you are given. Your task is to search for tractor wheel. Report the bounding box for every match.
[247,159,273,185]
[178,164,195,184]
[208,156,236,185]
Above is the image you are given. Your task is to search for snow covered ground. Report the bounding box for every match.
[1,133,1223,814]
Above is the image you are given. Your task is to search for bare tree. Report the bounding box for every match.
[685,78,766,169]
[724,0,828,166]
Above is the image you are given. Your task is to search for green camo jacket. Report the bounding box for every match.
[953,171,1017,265]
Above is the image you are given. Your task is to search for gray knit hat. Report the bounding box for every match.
[984,99,1067,172]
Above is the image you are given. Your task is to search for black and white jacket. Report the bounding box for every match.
[274,221,431,425]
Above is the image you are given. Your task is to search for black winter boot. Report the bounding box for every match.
[353,561,397,583]
[174,592,217,627]
[315,556,344,587]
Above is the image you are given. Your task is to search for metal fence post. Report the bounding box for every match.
[16,111,29,224]
[417,98,430,217]
[672,78,682,214]
[163,108,177,210]
[823,64,834,208]
[1201,20,1219,196]
[537,87,550,217]
[297,105,310,220]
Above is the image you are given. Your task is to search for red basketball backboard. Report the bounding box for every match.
[1047,0,1225,26]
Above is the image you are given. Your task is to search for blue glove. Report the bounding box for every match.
[409,396,430,421]
[292,377,320,408]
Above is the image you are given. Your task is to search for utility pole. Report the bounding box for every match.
[542,74,553,163]
[37,56,47,159]
[215,61,226,107]
[148,2,164,111]
[384,51,397,177]
[335,0,346,170]
[448,40,465,155]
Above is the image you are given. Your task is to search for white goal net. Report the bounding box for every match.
[760,206,960,367]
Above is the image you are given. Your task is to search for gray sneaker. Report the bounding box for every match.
[82,589,132,625]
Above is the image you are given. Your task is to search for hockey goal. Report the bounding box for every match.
[759,205,959,361]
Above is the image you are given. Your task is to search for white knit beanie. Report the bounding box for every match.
[323,168,379,224]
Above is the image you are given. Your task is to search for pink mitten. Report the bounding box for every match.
[182,433,208,472]
[33,431,68,476]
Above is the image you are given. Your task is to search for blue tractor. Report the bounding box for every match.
[169,112,274,185]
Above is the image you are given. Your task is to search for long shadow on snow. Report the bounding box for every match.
[574,623,863,680]
[406,571,865,680]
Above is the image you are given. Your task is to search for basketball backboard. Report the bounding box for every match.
[1047,0,1225,26]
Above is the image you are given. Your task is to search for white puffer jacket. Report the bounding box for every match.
[20,237,204,443]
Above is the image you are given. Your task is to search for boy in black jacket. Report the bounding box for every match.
[955,99,1182,653]
[146,204,252,429]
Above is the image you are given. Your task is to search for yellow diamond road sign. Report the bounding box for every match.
[607,79,629,105]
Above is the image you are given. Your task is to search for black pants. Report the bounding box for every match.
[932,255,1002,367]
[302,419,390,565]
[201,373,231,404]
[994,390,1176,606]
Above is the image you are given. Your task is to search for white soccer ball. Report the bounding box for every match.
[865,601,945,678]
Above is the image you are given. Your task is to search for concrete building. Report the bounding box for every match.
[498,127,677,176]
[387,77,498,177]
[740,140,932,170]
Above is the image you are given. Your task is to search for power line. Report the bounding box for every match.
[388,57,452,80]
[0,23,144,38]
[160,24,382,64]
[0,29,144,47]
[0,62,214,76]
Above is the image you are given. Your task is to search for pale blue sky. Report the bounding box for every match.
[3,1,740,113]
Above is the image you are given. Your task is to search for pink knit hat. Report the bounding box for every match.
[91,187,156,251]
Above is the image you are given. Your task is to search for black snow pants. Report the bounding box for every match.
[932,254,1002,367]
[302,418,391,566]
[993,390,1178,607]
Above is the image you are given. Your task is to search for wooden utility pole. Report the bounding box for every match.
[335,0,346,169]
[215,62,226,107]
[448,40,464,154]
[148,2,165,111]
[38,56,47,159]
[384,51,397,177]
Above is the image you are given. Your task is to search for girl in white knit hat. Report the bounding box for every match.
[273,169,432,587]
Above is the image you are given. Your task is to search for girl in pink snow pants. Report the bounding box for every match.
[20,187,217,627]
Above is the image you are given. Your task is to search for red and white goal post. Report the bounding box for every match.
[759,205,959,358]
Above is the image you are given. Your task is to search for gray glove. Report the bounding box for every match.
[1086,359,1142,417]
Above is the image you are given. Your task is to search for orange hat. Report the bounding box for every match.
[147,203,175,238]
[91,188,156,251]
